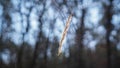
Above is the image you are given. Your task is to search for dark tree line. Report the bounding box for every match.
[0,0,120,68]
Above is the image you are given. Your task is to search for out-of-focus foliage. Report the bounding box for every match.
[0,0,120,68]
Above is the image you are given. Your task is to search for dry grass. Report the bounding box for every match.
[57,14,72,56]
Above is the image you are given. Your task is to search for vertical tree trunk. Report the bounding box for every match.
[75,8,86,68]
[30,2,46,67]
[43,38,49,68]
[104,0,113,68]
[0,37,3,68]
[30,21,42,68]
[17,42,24,68]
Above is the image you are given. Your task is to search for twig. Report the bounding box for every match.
[57,14,72,56]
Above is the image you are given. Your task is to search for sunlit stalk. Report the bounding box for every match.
[58,14,72,56]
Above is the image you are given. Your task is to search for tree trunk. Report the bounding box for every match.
[75,8,86,68]
[104,0,113,68]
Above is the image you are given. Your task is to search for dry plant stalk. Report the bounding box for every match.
[58,14,72,56]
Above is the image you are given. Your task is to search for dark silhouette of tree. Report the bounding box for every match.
[75,5,86,68]
[102,0,114,68]
[76,9,86,68]
[30,1,46,68]
[0,0,120,68]
[0,56,3,68]
[16,1,33,68]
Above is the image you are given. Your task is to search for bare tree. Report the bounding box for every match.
[103,0,114,68]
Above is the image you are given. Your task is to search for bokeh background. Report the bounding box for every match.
[0,0,120,68]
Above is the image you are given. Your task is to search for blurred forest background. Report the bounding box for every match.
[0,0,120,68]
